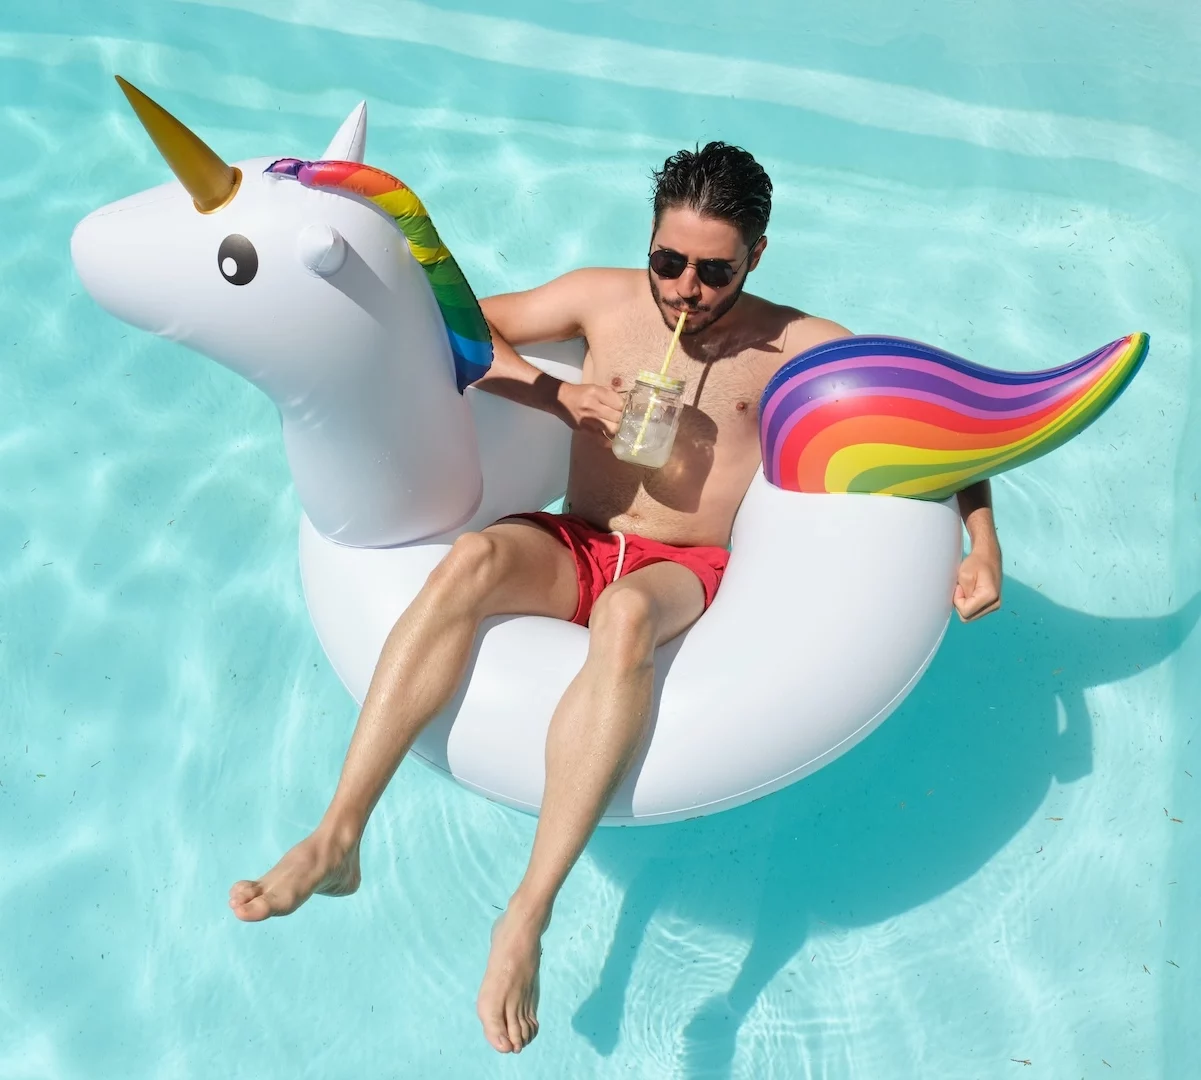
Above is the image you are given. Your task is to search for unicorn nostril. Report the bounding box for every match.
[217,234,258,285]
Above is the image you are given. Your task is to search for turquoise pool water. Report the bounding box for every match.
[3,1,1198,1076]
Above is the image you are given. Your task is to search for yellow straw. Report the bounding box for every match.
[632,310,687,455]
[659,308,688,376]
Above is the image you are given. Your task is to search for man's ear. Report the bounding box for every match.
[749,234,768,271]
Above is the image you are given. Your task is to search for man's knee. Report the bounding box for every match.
[589,587,658,667]
[428,531,507,602]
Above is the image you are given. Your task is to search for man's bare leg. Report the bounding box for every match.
[475,561,707,1054]
[228,522,579,922]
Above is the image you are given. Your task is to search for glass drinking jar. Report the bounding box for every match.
[611,371,686,469]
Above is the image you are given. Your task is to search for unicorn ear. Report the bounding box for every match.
[322,102,367,162]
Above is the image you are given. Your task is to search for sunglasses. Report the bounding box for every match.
[648,238,759,289]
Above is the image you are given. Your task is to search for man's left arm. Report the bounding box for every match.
[954,479,1002,621]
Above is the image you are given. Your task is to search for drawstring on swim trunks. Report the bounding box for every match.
[611,531,627,582]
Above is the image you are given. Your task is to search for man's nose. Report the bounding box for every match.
[676,265,702,300]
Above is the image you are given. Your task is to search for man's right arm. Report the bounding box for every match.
[474,270,626,437]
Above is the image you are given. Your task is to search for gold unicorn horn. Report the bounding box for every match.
[115,75,241,213]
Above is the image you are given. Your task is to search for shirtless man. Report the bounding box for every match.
[228,143,1003,1053]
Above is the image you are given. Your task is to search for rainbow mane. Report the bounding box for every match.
[265,158,492,392]
[760,333,1148,499]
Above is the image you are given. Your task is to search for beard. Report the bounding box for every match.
[647,267,748,335]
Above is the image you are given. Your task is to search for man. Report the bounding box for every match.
[228,142,1003,1053]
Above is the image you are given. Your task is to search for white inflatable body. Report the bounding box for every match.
[71,91,962,824]
[305,469,961,823]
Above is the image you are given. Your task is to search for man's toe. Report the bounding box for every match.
[479,1005,512,1053]
[231,892,274,922]
[506,1004,525,1052]
[229,880,260,905]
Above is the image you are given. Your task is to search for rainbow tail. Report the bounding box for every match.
[760,333,1148,499]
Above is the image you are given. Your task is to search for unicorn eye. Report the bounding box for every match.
[217,234,258,286]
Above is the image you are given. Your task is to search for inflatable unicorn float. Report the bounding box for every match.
[70,78,1148,825]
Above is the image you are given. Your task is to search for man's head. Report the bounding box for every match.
[647,142,772,334]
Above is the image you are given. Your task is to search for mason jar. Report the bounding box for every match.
[611,371,687,469]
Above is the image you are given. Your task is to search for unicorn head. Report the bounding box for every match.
[71,78,491,547]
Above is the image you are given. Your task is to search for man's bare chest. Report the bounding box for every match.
[584,322,771,426]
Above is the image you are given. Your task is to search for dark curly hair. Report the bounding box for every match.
[651,142,772,244]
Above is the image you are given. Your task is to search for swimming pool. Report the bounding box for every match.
[2,0,1198,1076]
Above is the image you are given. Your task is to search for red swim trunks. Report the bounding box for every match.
[501,512,731,627]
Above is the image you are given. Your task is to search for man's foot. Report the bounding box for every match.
[229,825,361,922]
[476,905,546,1053]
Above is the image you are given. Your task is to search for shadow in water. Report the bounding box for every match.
[570,581,1201,1077]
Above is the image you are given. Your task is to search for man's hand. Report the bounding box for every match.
[954,479,1002,622]
[556,382,625,440]
[954,544,1002,621]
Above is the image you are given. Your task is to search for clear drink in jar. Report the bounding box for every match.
[611,371,686,468]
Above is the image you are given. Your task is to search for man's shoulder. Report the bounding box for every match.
[544,267,638,316]
[787,311,855,349]
[761,301,853,370]
[559,266,641,292]
[740,295,853,368]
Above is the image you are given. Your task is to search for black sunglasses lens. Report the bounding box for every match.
[649,249,686,279]
[696,261,735,288]
[650,249,739,287]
